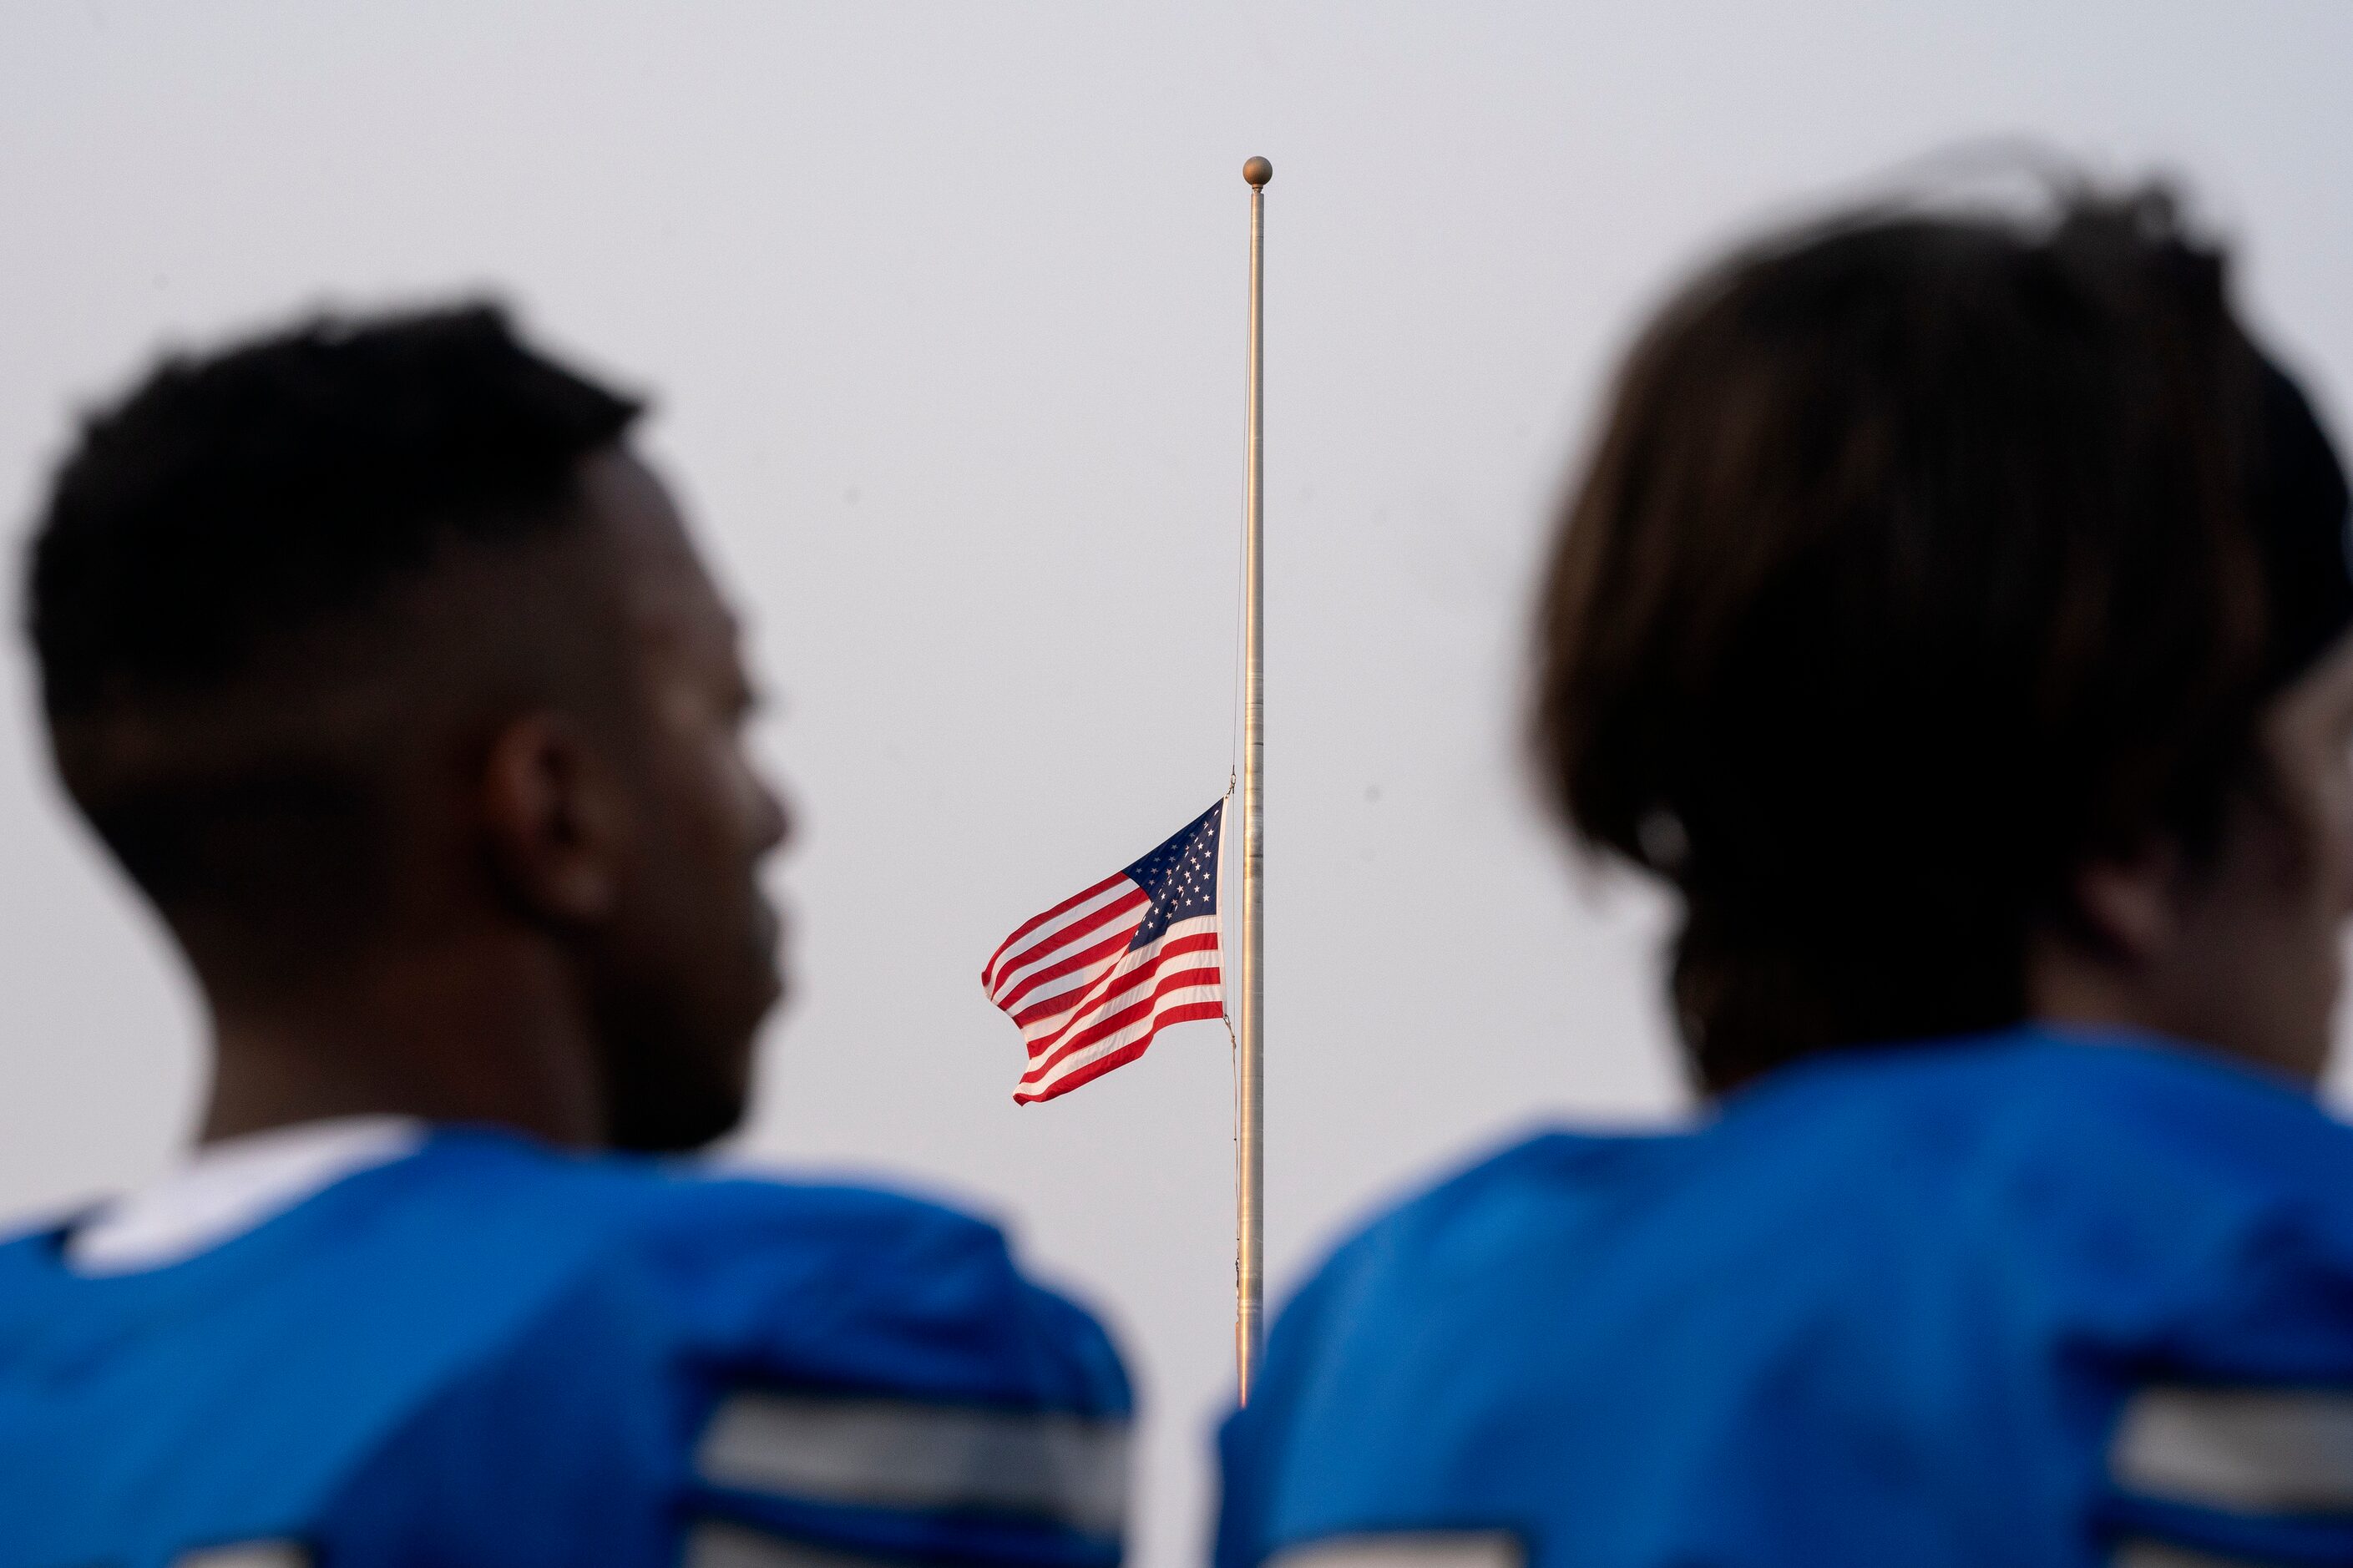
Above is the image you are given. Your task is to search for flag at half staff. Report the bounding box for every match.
[983,802,1227,1104]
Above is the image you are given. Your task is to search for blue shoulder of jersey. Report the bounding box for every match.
[1218,1029,2353,1568]
[344,1137,1135,1568]
[0,1130,1131,1568]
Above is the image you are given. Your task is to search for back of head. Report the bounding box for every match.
[1535,185,2350,1092]
[28,306,641,973]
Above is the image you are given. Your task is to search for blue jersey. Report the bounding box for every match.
[1218,1029,2353,1568]
[0,1129,1131,1568]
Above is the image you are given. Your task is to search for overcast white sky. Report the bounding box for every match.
[6,5,2353,1563]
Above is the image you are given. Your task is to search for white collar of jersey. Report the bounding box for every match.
[66,1115,427,1277]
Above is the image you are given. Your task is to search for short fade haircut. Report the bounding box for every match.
[1535,186,2339,1092]
[31,304,640,716]
[25,304,642,927]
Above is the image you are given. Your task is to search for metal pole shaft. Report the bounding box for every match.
[1236,155,1269,1404]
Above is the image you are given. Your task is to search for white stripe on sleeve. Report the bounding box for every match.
[2111,1385,2353,1513]
[696,1391,1129,1536]
[175,1545,309,1568]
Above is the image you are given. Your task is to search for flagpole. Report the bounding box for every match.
[1236,153,1271,1404]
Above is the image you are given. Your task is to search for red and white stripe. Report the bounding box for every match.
[983,872,1223,1104]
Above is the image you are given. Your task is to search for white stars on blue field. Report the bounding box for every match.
[1121,801,1222,950]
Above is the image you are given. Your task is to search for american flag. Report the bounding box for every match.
[982,802,1227,1104]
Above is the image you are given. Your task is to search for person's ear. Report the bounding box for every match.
[477,713,630,923]
[2068,842,2185,969]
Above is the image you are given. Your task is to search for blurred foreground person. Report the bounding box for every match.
[0,308,1128,1567]
[1218,188,2353,1568]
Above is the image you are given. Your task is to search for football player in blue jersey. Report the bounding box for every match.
[1217,185,2353,1568]
[1,306,1130,1568]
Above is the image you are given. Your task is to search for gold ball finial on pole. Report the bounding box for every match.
[1242,155,1273,188]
